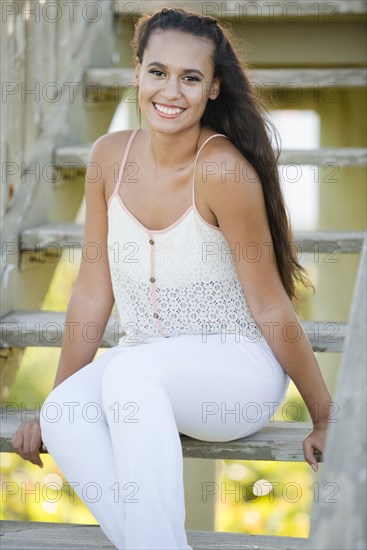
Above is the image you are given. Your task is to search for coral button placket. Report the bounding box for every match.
[148,234,167,336]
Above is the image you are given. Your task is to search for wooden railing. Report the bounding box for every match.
[1,0,109,218]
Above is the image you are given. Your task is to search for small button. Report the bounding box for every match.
[150,277,156,283]
[149,239,155,245]
[153,313,159,318]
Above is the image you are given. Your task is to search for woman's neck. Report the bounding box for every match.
[145,126,204,174]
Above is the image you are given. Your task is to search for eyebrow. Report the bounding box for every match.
[146,62,204,78]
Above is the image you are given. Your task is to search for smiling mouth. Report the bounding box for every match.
[152,102,187,116]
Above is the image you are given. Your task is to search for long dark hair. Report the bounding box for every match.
[131,7,315,302]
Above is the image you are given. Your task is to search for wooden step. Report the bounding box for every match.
[278,147,367,166]
[18,224,366,255]
[0,520,309,550]
[0,408,320,462]
[85,67,367,94]
[113,0,367,20]
[242,68,367,88]
[0,310,347,352]
[55,144,367,170]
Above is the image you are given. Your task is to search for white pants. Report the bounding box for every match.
[40,333,290,550]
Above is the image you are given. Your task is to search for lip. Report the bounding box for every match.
[152,102,187,119]
[153,102,186,109]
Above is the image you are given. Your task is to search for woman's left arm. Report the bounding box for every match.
[204,147,334,471]
[253,304,333,471]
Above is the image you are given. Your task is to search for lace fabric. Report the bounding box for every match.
[106,129,267,347]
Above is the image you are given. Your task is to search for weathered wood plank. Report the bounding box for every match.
[181,421,320,462]
[278,148,367,166]
[2,1,108,216]
[6,1,26,208]
[0,0,112,320]
[251,68,367,87]
[18,223,366,254]
[0,520,309,550]
[56,0,72,81]
[55,144,367,168]
[0,0,11,218]
[307,235,366,549]
[55,144,94,167]
[85,67,137,88]
[0,408,319,461]
[114,0,367,19]
[20,1,111,171]
[85,67,367,90]
[0,310,347,352]
[24,1,42,154]
[292,230,366,253]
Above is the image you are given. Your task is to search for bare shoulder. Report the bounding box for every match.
[199,133,256,179]
[197,134,261,212]
[195,132,237,178]
[91,129,135,162]
[90,129,137,202]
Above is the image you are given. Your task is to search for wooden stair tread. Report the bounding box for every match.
[0,309,347,352]
[55,144,367,167]
[19,224,366,253]
[85,67,367,88]
[0,520,309,549]
[0,411,320,462]
[113,0,367,19]
[181,421,319,461]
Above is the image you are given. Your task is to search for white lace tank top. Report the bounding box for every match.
[107,128,267,346]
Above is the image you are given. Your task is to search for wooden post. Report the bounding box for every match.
[307,234,366,549]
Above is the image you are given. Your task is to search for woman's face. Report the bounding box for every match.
[134,29,221,132]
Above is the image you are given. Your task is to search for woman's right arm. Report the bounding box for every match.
[51,135,115,388]
[11,135,116,465]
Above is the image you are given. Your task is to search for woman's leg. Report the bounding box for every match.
[40,342,194,550]
[41,333,290,550]
[100,333,290,549]
[101,342,189,549]
[39,346,132,549]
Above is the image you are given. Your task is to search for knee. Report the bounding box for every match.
[39,384,76,446]
[39,389,63,445]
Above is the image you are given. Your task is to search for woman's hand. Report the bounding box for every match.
[303,422,329,472]
[11,418,47,468]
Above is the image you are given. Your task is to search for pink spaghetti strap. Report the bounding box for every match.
[111,128,140,200]
[191,133,229,204]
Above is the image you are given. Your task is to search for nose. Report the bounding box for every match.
[161,76,181,100]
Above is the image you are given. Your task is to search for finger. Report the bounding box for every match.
[11,431,20,452]
[11,429,25,456]
[27,424,41,466]
[303,439,318,471]
[21,427,35,464]
[11,425,25,449]
[29,430,43,467]
[30,429,43,467]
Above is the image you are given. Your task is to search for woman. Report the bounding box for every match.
[12,8,333,550]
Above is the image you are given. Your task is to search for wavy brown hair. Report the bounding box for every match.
[131,7,315,302]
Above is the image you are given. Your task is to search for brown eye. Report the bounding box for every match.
[149,69,164,77]
[184,76,200,82]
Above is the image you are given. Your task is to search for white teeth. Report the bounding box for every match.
[154,103,185,115]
